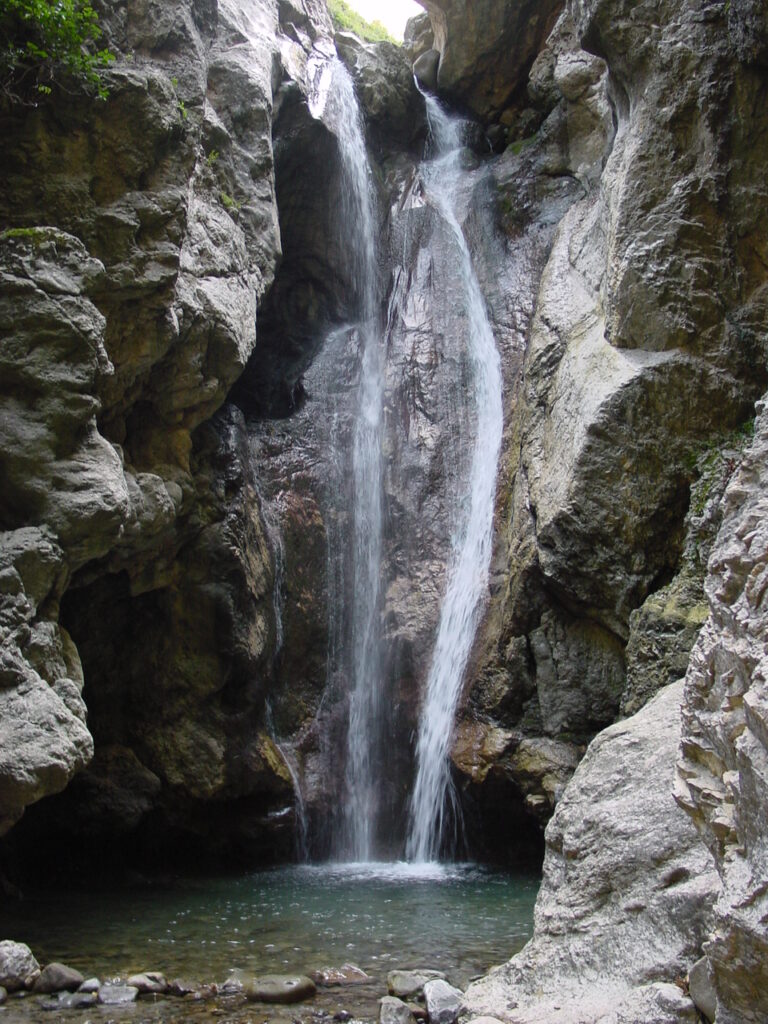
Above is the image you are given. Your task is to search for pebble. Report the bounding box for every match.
[311,964,371,987]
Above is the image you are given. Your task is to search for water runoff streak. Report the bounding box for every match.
[311,58,384,862]
[406,94,504,863]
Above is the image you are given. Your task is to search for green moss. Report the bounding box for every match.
[506,135,537,157]
[1,226,56,243]
[327,0,396,44]
[220,191,242,213]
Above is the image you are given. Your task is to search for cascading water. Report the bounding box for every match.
[310,57,384,862]
[406,94,504,863]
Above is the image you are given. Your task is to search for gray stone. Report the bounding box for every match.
[98,984,139,1005]
[311,964,371,987]
[0,941,39,993]
[126,971,167,994]
[78,977,101,993]
[676,398,768,1023]
[423,979,463,1024]
[387,970,447,1000]
[463,683,719,1023]
[244,974,317,1004]
[380,996,417,1024]
[40,991,98,1010]
[33,962,85,993]
[688,957,716,1023]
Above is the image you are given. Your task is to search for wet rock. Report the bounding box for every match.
[0,941,39,993]
[78,978,101,993]
[40,991,98,1010]
[167,978,198,997]
[127,971,167,993]
[98,984,139,1005]
[387,970,447,1000]
[244,974,317,1004]
[380,996,417,1024]
[404,12,434,61]
[688,957,716,1023]
[417,0,562,122]
[311,964,370,987]
[33,963,85,993]
[413,50,440,93]
[423,979,463,1024]
[221,969,248,993]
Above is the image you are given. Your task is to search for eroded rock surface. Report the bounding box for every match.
[676,398,768,1024]
[463,683,718,1024]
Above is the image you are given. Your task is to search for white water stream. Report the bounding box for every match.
[406,95,504,863]
[311,58,385,862]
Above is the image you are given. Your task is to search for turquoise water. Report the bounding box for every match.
[0,863,538,1021]
[1,863,537,984]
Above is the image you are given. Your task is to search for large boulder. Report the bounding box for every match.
[463,682,719,1023]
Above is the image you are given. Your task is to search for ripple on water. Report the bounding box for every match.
[0,863,539,997]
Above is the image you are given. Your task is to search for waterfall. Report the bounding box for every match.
[311,58,384,862]
[406,95,504,863]
[265,702,309,861]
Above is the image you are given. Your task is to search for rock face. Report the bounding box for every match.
[676,399,768,1024]
[0,0,335,864]
[463,683,719,1024]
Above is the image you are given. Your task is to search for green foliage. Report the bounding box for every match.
[220,191,242,213]
[0,0,114,102]
[327,0,395,44]
[206,149,219,166]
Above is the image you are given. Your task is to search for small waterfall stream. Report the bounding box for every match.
[405,95,504,863]
[310,58,385,862]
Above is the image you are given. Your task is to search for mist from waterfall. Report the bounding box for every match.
[311,57,384,862]
[406,94,504,863]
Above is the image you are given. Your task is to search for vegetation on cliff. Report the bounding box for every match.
[327,0,395,44]
[0,0,113,101]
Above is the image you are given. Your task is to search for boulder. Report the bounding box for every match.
[423,979,463,1024]
[687,957,716,1023]
[0,941,39,992]
[380,996,418,1024]
[463,683,719,1023]
[33,963,85,994]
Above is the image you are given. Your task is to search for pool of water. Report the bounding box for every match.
[0,862,538,1022]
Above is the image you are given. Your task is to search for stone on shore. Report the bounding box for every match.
[33,963,85,994]
[0,941,39,992]
[127,971,167,994]
[387,970,447,1000]
[311,963,371,987]
[380,995,418,1024]
[423,979,463,1024]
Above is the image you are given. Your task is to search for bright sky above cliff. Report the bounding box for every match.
[347,0,423,39]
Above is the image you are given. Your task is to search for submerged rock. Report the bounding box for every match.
[244,974,317,1004]
[311,964,371,987]
[40,991,98,1010]
[98,984,139,1005]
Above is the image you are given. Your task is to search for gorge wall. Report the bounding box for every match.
[1,0,768,1016]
